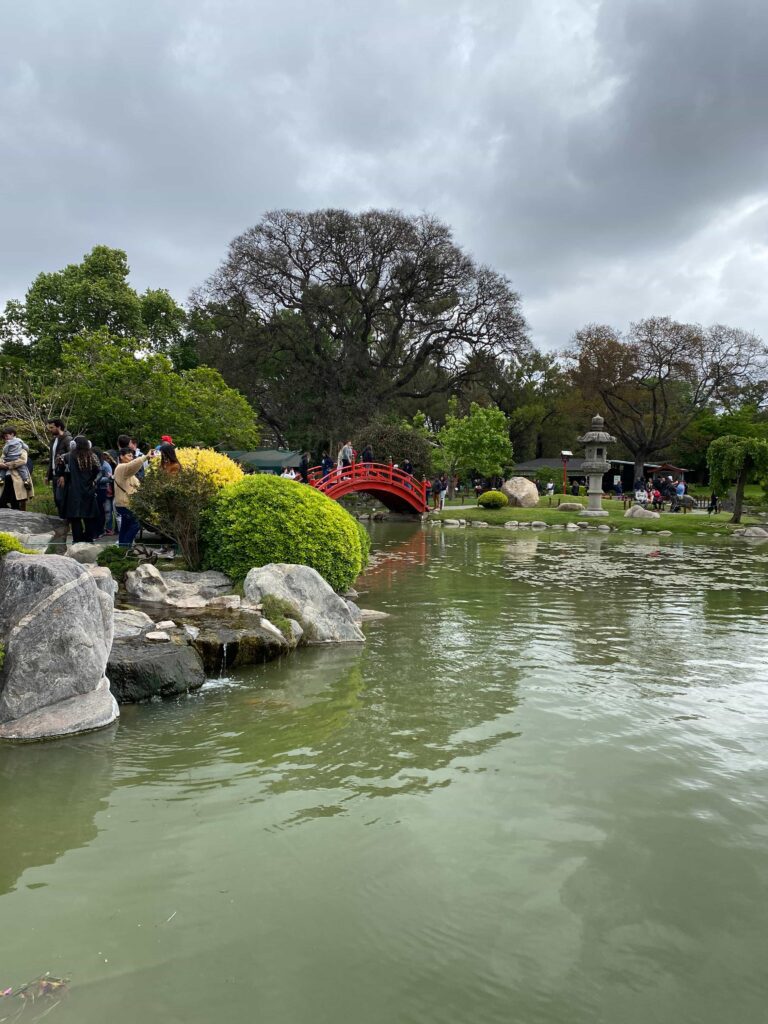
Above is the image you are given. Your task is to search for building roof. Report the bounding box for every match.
[511,457,685,476]
[225,448,302,470]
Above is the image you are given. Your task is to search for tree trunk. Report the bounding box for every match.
[730,466,748,524]
[632,455,648,486]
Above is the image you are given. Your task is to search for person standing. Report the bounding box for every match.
[439,474,448,510]
[402,457,414,476]
[339,440,354,469]
[46,418,72,514]
[158,442,181,476]
[432,474,442,510]
[299,451,310,483]
[0,426,35,511]
[361,444,373,464]
[60,436,101,542]
[113,447,155,547]
[321,451,334,478]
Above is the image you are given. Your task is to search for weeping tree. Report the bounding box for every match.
[706,435,768,523]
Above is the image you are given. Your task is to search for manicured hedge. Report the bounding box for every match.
[201,475,367,591]
[477,490,508,509]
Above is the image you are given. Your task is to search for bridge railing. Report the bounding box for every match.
[308,460,428,509]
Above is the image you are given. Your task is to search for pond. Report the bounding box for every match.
[1,525,767,1023]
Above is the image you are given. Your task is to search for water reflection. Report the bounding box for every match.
[0,727,117,895]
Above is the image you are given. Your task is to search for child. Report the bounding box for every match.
[0,434,32,490]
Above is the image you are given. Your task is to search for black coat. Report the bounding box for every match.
[47,430,73,482]
[62,453,100,519]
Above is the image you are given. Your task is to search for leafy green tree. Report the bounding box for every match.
[60,330,259,449]
[1,246,187,368]
[706,434,768,523]
[434,401,513,485]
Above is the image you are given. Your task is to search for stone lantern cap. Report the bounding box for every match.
[577,414,616,446]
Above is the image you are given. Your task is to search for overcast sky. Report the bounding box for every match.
[2,0,767,350]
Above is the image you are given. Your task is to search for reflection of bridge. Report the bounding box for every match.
[309,461,428,514]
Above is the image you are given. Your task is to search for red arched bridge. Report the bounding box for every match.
[308,461,428,514]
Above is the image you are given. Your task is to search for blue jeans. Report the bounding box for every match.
[116,506,140,547]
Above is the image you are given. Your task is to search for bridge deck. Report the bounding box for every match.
[308,461,428,514]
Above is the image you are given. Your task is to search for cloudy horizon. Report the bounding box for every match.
[2,0,768,350]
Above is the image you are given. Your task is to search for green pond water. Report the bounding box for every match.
[2,525,768,1023]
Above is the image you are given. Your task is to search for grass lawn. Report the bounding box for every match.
[433,496,758,536]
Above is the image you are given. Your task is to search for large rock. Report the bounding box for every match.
[556,502,584,512]
[160,569,233,597]
[191,618,289,674]
[67,542,102,564]
[0,509,64,536]
[125,564,236,609]
[113,607,155,638]
[0,677,117,741]
[733,526,768,538]
[0,553,117,739]
[501,477,539,508]
[108,638,206,702]
[84,565,118,602]
[243,564,365,644]
[624,505,660,520]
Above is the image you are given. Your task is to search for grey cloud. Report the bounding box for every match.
[1,0,768,351]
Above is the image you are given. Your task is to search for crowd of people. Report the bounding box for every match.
[629,474,690,512]
[0,419,184,547]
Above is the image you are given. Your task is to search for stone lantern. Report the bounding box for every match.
[577,414,616,517]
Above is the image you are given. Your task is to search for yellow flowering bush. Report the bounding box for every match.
[175,448,244,488]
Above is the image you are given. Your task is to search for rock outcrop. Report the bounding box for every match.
[0,553,118,740]
[243,563,364,643]
[501,477,539,508]
[108,637,206,702]
[125,564,235,609]
[624,505,660,520]
[0,508,64,552]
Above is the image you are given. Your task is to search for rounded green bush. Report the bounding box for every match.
[0,532,34,558]
[201,475,366,591]
[477,489,508,509]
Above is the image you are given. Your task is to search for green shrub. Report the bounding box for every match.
[130,467,216,570]
[0,532,35,558]
[201,475,366,591]
[96,545,141,583]
[477,489,508,509]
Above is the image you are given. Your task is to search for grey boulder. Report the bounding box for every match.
[0,677,117,741]
[501,477,539,508]
[108,637,206,702]
[556,502,584,512]
[113,607,155,638]
[67,542,102,564]
[624,505,660,520]
[0,553,116,739]
[243,563,364,643]
[125,564,235,609]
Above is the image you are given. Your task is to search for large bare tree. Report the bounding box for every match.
[190,209,529,448]
[568,317,767,481]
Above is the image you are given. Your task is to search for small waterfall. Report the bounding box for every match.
[219,641,228,677]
